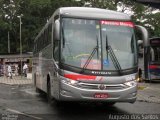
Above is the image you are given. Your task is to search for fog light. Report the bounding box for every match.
[132,92,137,97]
[124,80,137,87]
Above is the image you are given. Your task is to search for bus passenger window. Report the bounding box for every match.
[53,41,59,61]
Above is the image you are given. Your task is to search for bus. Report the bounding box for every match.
[33,7,149,104]
[146,37,160,80]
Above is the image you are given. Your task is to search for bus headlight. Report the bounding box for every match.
[70,80,79,85]
[62,78,79,86]
[124,80,137,87]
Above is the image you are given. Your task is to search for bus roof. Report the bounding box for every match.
[56,7,131,21]
[34,7,132,42]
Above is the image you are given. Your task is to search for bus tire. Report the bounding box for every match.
[103,102,116,106]
[34,74,41,93]
[34,73,36,86]
[36,87,41,93]
[53,100,69,107]
[47,79,52,104]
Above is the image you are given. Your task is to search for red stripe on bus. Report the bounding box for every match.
[149,65,158,69]
[64,74,96,81]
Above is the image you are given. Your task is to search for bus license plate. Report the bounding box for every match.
[94,93,108,98]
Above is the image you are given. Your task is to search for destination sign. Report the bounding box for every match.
[100,20,134,28]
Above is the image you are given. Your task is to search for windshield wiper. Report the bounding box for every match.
[81,37,99,73]
[106,35,109,61]
[106,36,122,74]
[62,23,65,48]
[108,46,122,71]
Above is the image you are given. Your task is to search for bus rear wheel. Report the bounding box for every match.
[47,80,52,104]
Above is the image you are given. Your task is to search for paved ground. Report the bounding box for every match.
[0,83,160,120]
[0,73,32,85]
[0,74,160,104]
[137,81,160,104]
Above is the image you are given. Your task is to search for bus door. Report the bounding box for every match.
[149,38,160,80]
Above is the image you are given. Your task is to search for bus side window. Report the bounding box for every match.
[53,18,60,61]
[53,41,59,61]
[48,24,52,45]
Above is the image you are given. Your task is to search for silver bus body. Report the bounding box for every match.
[33,7,149,103]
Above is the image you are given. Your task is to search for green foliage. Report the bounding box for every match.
[0,0,160,53]
[145,12,160,37]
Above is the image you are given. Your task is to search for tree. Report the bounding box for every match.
[0,0,159,53]
[0,0,23,53]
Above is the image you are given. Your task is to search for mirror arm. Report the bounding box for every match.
[135,25,149,47]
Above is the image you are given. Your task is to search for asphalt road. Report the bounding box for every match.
[0,84,160,120]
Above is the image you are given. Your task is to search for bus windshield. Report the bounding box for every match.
[61,18,137,71]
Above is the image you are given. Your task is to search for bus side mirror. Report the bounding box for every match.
[138,40,143,45]
[54,19,60,41]
[135,25,149,47]
[135,25,150,80]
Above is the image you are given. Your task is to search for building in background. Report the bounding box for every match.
[0,53,32,76]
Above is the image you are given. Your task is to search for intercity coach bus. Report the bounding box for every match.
[142,37,160,80]
[33,7,149,104]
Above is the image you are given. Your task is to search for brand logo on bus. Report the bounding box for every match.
[98,84,106,90]
[92,71,111,75]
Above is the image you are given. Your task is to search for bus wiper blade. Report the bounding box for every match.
[96,36,99,59]
[81,36,99,73]
[106,35,109,61]
[105,35,122,73]
[62,23,65,48]
[81,46,98,73]
[108,45,122,73]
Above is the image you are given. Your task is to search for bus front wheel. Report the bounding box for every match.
[103,102,116,106]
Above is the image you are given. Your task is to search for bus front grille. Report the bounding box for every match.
[77,82,127,90]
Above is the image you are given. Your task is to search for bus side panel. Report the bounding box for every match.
[32,57,38,86]
[32,54,43,90]
[33,52,43,91]
[149,64,160,80]
[41,44,52,93]
[50,61,60,99]
[40,44,60,99]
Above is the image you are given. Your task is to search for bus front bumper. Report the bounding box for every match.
[59,81,137,103]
